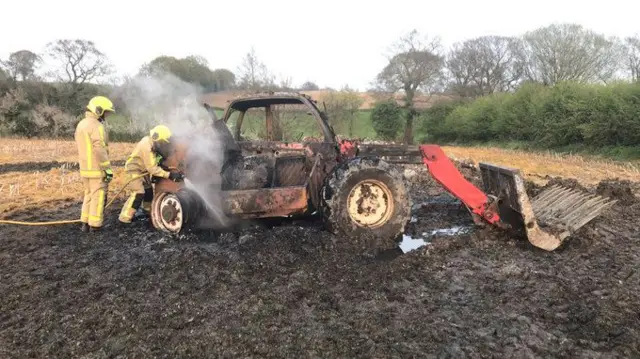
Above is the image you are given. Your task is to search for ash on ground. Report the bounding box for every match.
[1,162,639,358]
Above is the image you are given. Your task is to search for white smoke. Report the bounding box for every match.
[111,71,230,228]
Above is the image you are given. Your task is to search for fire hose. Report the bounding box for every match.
[0,171,150,226]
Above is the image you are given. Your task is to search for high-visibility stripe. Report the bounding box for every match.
[98,125,107,146]
[119,193,137,222]
[125,149,138,167]
[84,132,92,170]
[118,216,133,223]
[96,189,105,220]
[124,193,136,211]
[100,161,111,167]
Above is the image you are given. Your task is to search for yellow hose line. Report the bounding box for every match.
[0,219,83,226]
[0,172,149,226]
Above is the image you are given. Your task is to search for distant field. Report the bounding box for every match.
[0,139,136,214]
[227,110,377,141]
[200,90,451,111]
[441,146,640,186]
[1,137,638,215]
[0,138,134,164]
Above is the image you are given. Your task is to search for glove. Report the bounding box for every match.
[168,171,184,182]
[104,168,113,183]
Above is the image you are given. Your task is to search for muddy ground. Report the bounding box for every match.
[1,164,639,358]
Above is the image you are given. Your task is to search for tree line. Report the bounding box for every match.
[411,81,640,160]
[369,23,640,144]
[1,23,640,152]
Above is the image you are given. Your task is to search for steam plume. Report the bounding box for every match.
[111,71,230,228]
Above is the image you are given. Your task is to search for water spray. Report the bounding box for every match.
[111,70,231,230]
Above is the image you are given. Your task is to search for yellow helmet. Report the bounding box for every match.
[150,125,172,143]
[87,96,115,117]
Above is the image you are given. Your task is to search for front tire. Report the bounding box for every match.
[150,189,205,235]
[321,157,411,250]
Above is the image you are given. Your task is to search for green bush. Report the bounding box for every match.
[0,87,39,137]
[370,100,402,141]
[0,78,122,139]
[427,81,640,155]
[416,98,468,142]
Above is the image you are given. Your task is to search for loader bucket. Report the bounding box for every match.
[478,163,617,251]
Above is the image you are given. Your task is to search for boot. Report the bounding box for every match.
[117,219,132,228]
[133,207,149,221]
[81,222,89,233]
[89,226,102,233]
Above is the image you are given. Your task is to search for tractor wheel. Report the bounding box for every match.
[150,189,206,235]
[321,157,411,250]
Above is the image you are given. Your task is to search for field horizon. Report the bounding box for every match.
[1,137,638,215]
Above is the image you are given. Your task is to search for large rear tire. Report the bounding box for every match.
[320,157,411,250]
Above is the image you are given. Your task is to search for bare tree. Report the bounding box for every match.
[1,50,42,81]
[374,30,445,144]
[521,23,623,85]
[236,47,275,91]
[46,39,113,87]
[624,35,640,82]
[278,75,294,91]
[447,36,525,98]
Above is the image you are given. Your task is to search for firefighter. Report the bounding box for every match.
[118,124,184,224]
[75,96,114,233]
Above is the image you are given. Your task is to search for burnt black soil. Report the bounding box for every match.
[1,166,639,358]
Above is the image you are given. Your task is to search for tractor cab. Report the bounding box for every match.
[152,93,346,233]
[213,92,341,192]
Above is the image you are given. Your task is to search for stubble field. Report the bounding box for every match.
[1,137,639,358]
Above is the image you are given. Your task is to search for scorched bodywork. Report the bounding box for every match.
[149,92,617,251]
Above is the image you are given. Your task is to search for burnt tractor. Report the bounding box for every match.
[150,92,616,251]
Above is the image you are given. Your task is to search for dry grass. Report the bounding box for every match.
[442,146,640,185]
[0,167,132,215]
[0,138,134,165]
[1,139,639,215]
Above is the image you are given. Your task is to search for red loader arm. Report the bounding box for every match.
[351,142,506,228]
[419,145,503,227]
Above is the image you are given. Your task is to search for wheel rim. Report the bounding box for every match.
[152,192,184,233]
[346,179,394,228]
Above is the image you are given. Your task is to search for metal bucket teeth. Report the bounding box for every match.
[531,185,617,233]
[478,162,617,251]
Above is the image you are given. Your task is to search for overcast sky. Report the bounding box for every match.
[1,0,638,91]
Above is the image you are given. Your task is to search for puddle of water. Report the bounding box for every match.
[429,226,470,236]
[399,234,428,253]
[399,225,473,253]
